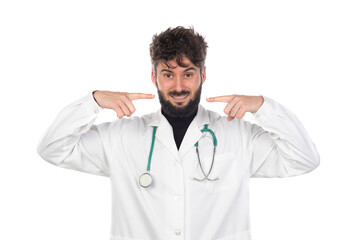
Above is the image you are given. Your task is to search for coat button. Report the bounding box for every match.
[173,160,181,167]
[175,229,181,235]
[94,109,100,114]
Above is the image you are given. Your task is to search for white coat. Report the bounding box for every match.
[37,92,320,240]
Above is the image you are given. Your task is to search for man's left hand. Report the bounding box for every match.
[206,95,264,121]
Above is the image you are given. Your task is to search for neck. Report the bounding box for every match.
[161,106,198,150]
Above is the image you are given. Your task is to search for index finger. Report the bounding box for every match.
[127,93,155,101]
[206,95,233,103]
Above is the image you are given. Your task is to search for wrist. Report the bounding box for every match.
[92,90,100,106]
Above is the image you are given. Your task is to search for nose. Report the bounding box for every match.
[173,76,185,92]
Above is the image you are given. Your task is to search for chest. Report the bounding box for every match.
[108,125,250,195]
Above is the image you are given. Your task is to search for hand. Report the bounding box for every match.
[206,95,264,121]
[93,90,155,118]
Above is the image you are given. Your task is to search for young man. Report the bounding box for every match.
[38,26,320,240]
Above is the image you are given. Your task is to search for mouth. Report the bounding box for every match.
[170,93,189,103]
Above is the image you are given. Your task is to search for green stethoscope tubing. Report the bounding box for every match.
[146,126,157,172]
[195,124,217,147]
[193,124,219,181]
[140,124,218,188]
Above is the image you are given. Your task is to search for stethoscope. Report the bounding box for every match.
[139,124,219,188]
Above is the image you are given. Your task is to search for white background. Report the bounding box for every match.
[1,0,357,239]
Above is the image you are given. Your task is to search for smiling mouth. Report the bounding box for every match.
[171,94,189,99]
[170,94,189,104]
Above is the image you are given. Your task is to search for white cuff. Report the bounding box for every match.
[82,92,103,115]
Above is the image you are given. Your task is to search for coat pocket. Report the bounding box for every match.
[194,151,247,193]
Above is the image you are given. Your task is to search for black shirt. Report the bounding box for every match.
[162,109,197,150]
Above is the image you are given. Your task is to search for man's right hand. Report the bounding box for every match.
[93,91,155,118]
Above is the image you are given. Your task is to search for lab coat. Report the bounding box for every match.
[37,92,320,240]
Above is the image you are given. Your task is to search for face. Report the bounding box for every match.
[151,56,206,118]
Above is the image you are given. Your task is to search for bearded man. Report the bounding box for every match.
[38,26,319,240]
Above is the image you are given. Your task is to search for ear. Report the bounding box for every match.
[151,69,157,87]
[201,67,207,84]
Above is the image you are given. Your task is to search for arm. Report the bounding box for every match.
[37,92,110,176]
[37,91,155,176]
[248,96,320,177]
[207,95,320,177]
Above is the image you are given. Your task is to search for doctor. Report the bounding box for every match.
[37,26,320,240]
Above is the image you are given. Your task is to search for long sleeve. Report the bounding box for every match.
[37,92,110,177]
[248,96,320,178]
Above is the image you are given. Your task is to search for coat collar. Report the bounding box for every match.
[147,105,210,159]
[148,104,210,128]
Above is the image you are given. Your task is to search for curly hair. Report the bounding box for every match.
[150,26,208,77]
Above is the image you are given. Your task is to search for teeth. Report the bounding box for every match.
[172,94,188,99]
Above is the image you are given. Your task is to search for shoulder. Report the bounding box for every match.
[203,107,259,134]
[103,111,157,136]
[203,107,238,127]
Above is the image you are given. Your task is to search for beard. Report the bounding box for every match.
[157,84,202,118]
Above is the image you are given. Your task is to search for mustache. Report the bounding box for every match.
[169,90,190,96]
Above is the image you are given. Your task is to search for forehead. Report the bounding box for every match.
[157,56,197,70]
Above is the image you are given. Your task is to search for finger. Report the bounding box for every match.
[228,102,241,118]
[122,95,136,115]
[206,95,233,103]
[113,105,125,119]
[235,109,246,119]
[227,116,235,121]
[118,101,131,117]
[224,97,240,116]
[127,93,155,101]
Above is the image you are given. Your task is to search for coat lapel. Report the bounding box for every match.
[148,105,211,160]
[148,110,179,160]
[179,105,210,157]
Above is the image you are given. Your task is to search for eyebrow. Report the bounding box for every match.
[160,67,197,73]
[184,67,197,72]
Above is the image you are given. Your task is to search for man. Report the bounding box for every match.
[37,26,320,240]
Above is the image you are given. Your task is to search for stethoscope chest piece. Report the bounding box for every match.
[139,172,152,188]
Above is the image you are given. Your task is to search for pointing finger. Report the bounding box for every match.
[127,93,155,101]
[206,95,233,103]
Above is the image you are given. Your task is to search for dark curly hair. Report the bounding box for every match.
[150,26,208,77]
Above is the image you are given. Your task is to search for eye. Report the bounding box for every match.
[185,73,192,78]
[165,73,172,78]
